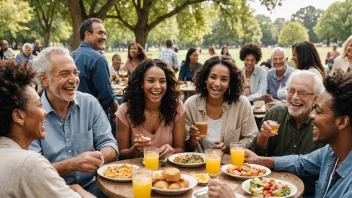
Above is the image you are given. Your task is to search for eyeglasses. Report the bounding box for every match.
[286,87,314,98]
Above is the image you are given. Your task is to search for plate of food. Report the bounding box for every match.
[242,177,297,197]
[221,163,271,180]
[168,152,205,167]
[97,164,139,182]
[152,168,197,195]
[192,187,245,198]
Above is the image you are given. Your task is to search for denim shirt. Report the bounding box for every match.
[178,62,201,81]
[14,53,34,66]
[266,65,295,100]
[28,91,118,187]
[71,42,115,111]
[274,145,352,198]
[242,66,268,101]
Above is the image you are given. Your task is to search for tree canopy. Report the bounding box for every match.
[279,21,308,45]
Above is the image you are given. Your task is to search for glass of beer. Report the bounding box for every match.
[268,120,280,134]
[133,168,152,198]
[205,149,222,178]
[144,147,159,171]
[196,121,208,137]
[230,142,245,166]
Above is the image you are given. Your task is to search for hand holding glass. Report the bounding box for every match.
[268,121,280,134]
[196,122,208,137]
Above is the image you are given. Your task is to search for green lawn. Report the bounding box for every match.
[104,47,331,70]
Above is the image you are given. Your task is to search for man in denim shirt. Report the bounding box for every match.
[245,71,352,198]
[72,18,118,121]
[29,47,118,197]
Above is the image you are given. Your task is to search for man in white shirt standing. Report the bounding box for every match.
[159,40,179,72]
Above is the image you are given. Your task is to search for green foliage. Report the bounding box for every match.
[314,0,352,43]
[255,14,277,46]
[291,6,324,43]
[0,0,32,37]
[279,21,308,45]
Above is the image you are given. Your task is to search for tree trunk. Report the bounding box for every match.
[326,38,330,47]
[43,31,50,47]
[134,28,149,50]
[68,0,84,51]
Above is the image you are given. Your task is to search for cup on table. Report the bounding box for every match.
[186,81,192,87]
[144,147,159,171]
[196,121,208,137]
[132,168,152,198]
[230,142,245,166]
[253,100,265,110]
[205,149,222,178]
[267,120,280,134]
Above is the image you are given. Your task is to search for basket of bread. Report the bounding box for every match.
[151,168,197,195]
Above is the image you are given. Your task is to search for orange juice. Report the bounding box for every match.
[231,148,245,166]
[144,153,159,170]
[133,176,152,198]
[206,157,221,175]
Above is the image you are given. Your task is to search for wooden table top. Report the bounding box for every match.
[97,155,304,198]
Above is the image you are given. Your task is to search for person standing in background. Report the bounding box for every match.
[72,18,118,121]
[0,40,14,60]
[32,39,43,56]
[159,40,179,73]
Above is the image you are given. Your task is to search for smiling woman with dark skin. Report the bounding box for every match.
[184,56,257,153]
[116,59,186,160]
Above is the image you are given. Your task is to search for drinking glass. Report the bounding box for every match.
[132,168,152,198]
[205,149,222,178]
[230,142,245,166]
[196,122,208,137]
[144,147,159,170]
[268,120,280,134]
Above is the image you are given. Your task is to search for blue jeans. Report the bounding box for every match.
[84,180,108,198]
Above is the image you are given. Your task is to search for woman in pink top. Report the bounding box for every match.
[122,42,147,74]
[116,59,186,159]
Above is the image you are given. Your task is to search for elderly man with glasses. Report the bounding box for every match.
[250,70,326,196]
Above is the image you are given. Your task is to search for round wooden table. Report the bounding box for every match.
[97,155,304,198]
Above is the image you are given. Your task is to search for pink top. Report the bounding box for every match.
[122,60,137,74]
[116,101,186,148]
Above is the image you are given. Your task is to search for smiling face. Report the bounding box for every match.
[85,22,107,51]
[189,51,199,64]
[272,51,287,72]
[291,47,299,69]
[43,53,80,103]
[22,85,47,140]
[244,54,257,73]
[287,76,315,118]
[310,91,336,143]
[24,46,32,56]
[129,44,139,59]
[206,64,230,101]
[112,57,121,71]
[143,66,167,105]
[345,39,352,57]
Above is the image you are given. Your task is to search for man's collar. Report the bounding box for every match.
[287,112,311,125]
[80,42,96,51]
[41,90,80,114]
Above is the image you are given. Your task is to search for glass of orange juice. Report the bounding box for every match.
[144,147,159,171]
[268,120,280,134]
[230,142,245,166]
[205,149,222,178]
[132,168,152,198]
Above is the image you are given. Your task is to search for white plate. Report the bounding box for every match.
[221,164,271,180]
[192,187,245,198]
[97,164,139,182]
[152,171,197,195]
[242,178,297,197]
[168,152,205,167]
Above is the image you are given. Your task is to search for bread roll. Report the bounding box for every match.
[152,172,165,183]
[162,168,181,182]
[168,182,184,190]
[153,181,169,189]
[179,178,189,188]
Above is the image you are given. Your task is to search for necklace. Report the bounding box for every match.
[145,111,159,123]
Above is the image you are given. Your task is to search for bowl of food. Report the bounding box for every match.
[168,153,205,167]
[242,177,297,197]
[97,164,139,182]
[221,163,271,180]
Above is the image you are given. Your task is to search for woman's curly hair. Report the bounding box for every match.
[127,42,147,62]
[194,56,243,104]
[122,59,180,126]
[0,62,35,136]
[324,71,352,124]
[239,43,262,62]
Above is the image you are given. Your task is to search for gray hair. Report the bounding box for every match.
[22,43,33,52]
[32,47,70,87]
[286,70,324,95]
[271,47,287,59]
[342,35,352,57]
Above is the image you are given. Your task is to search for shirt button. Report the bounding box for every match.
[66,138,70,142]
[60,119,63,122]
[294,145,297,148]
[68,149,72,153]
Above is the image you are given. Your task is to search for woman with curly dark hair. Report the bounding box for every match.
[0,62,92,197]
[122,42,147,74]
[116,59,186,159]
[184,56,258,153]
[292,41,325,79]
[178,48,202,82]
[240,43,267,102]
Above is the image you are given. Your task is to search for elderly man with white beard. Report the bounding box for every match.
[250,70,326,196]
[28,47,118,197]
